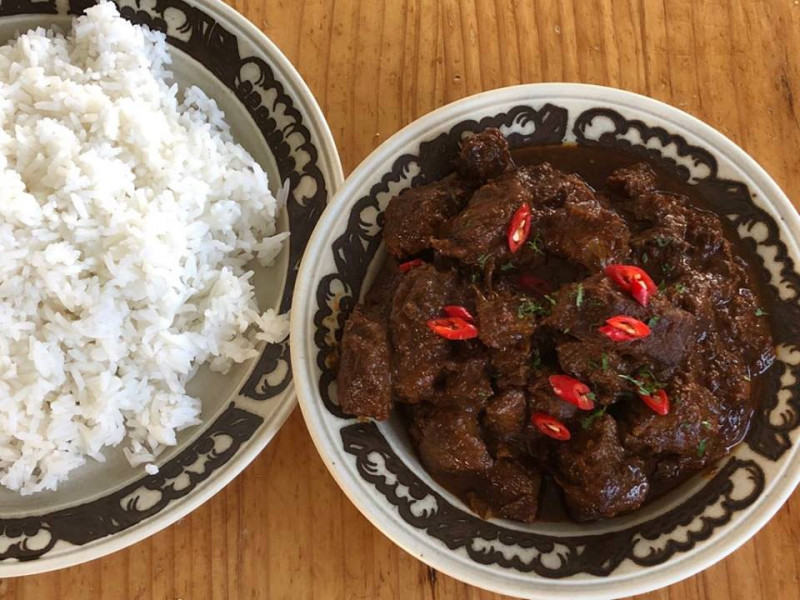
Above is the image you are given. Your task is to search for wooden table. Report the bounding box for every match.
[4,1,800,598]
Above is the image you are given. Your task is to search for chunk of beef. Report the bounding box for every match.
[537,196,631,271]
[622,379,724,461]
[606,162,658,198]
[390,264,466,402]
[718,287,775,371]
[527,372,579,423]
[483,389,527,444]
[544,273,697,376]
[490,340,532,388]
[383,175,471,259]
[606,163,730,269]
[469,459,542,523]
[475,290,538,350]
[457,128,515,182]
[336,305,392,420]
[522,162,597,209]
[683,337,755,449]
[553,415,649,521]
[556,342,634,398]
[629,228,691,283]
[413,408,493,475]
[431,172,533,267]
[431,354,493,412]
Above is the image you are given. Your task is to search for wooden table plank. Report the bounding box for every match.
[5,1,800,598]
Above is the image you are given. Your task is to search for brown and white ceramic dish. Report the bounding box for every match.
[0,0,342,575]
[291,84,800,599]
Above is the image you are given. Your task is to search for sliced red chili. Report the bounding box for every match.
[598,315,651,342]
[604,264,657,306]
[548,374,595,410]
[507,203,532,254]
[399,258,424,273]
[531,412,571,441]
[426,317,478,340]
[443,305,474,323]
[517,273,552,297]
[640,389,670,415]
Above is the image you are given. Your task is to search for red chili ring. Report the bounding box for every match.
[531,412,571,441]
[507,203,532,254]
[598,315,651,342]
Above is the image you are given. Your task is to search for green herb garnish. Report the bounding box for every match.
[673,283,687,294]
[618,369,665,396]
[581,408,607,430]
[477,254,491,268]
[500,261,516,272]
[655,236,671,248]
[601,352,610,372]
[701,420,711,430]
[642,252,649,264]
[531,349,543,370]
[575,283,584,308]
[544,294,557,305]
[697,439,708,458]
[680,421,692,431]
[658,280,668,293]
[647,315,661,328]
[517,299,547,319]
[527,234,544,256]
[755,308,768,317]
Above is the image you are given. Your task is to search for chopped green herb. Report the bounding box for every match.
[697,439,708,458]
[477,254,491,268]
[701,420,712,430]
[585,391,597,401]
[642,252,649,264]
[517,299,547,319]
[575,283,584,308]
[500,261,516,272]
[618,369,665,396]
[647,315,661,328]
[680,421,692,430]
[527,234,545,256]
[755,308,768,317]
[581,408,607,430]
[662,263,674,276]
[544,294,557,305]
[658,280,668,293]
[655,236,671,248]
[562,327,571,334]
[601,352,610,372]
[673,283,687,294]
[470,271,481,283]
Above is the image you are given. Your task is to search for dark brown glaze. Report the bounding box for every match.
[335,130,775,523]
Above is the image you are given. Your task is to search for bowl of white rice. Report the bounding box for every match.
[0,0,341,574]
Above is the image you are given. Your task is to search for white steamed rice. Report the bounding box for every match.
[0,2,290,494]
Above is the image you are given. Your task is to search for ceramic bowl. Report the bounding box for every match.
[292,83,800,599]
[0,0,342,575]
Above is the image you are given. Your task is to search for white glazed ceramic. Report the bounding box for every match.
[0,0,342,576]
[292,83,800,599]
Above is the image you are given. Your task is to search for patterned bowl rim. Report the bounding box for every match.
[0,0,343,576]
[291,83,800,599]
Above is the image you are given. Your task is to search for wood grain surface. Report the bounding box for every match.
[4,1,800,598]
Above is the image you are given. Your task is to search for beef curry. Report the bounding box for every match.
[335,129,774,523]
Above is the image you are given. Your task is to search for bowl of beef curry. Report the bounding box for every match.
[292,84,800,598]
